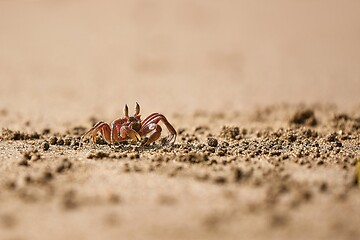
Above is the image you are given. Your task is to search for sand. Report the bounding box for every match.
[0,1,360,240]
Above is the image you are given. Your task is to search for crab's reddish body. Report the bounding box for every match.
[81,103,176,146]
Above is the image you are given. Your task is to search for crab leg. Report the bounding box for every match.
[81,121,112,143]
[140,114,177,144]
[140,123,162,145]
[81,121,104,141]
[141,113,160,127]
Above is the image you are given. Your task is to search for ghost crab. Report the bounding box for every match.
[81,103,177,146]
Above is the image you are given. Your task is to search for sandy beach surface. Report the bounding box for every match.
[0,1,359,239]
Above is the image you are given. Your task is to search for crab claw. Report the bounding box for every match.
[129,131,141,142]
[120,126,141,142]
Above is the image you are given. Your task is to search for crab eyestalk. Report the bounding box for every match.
[124,104,129,117]
[135,102,140,116]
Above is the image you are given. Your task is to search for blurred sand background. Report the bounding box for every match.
[1,2,360,240]
[0,0,359,127]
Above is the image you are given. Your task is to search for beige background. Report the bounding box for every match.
[1,0,359,125]
[0,2,360,240]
